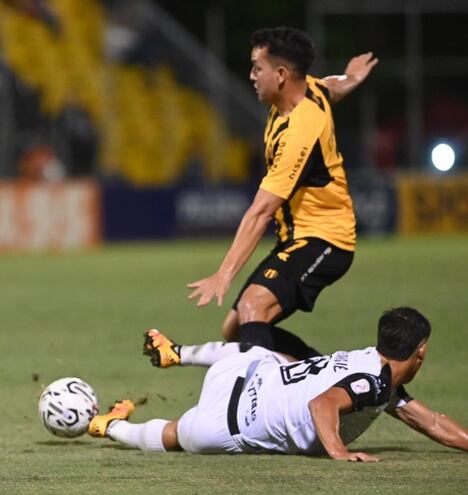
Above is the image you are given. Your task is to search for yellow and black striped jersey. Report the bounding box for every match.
[259,75,356,251]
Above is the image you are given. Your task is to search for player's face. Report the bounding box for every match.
[250,46,280,103]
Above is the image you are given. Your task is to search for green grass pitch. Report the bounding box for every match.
[0,236,467,494]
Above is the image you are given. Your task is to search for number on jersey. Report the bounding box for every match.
[280,356,331,385]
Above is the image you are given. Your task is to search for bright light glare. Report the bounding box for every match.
[431,143,455,171]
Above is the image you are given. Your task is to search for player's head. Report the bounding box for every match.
[251,27,315,78]
[377,307,431,360]
[377,307,431,381]
[250,27,315,102]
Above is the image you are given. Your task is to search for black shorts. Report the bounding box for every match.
[233,237,354,323]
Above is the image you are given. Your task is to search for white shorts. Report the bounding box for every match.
[177,347,279,454]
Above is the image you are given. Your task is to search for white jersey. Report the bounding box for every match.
[177,346,412,455]
[235,347,411,454]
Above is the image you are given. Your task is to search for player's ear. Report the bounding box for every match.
[416,341,428,361]
[276,66,287,86]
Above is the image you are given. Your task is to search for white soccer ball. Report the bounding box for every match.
[39,377,99,438]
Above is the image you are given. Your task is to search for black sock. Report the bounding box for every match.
[271,326,322,360]
[239,322,321,359]
[239,321,274,352]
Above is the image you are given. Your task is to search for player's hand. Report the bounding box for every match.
[333,451,380,462]
[344,52,379,82]
[187,272,231,307]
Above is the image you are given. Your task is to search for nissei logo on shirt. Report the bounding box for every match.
[350,378,371,395]
[288,146,309,180]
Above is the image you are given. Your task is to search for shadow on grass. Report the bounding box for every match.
[34,440,134,451]
[360,446,414,454]
[35,440,92,447]
[34,442,458,458]
[355,446,461,455]
[99,444,135,451]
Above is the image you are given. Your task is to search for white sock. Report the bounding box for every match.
[180,341,240,367]
[107,419,169,451]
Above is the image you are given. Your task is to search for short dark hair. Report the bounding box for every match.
[251,27,315,78]
[376,307,431,361]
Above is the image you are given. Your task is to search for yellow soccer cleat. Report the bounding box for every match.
[143,329,181,368]
[87,399,135,437]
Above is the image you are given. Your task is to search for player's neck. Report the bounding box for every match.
[378,354,409,388]
[389,362,407,388]
[380,356,414,388]
[273,80,308,116]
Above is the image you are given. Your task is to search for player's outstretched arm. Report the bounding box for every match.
[187,189,283,307]
[309,387,380,462]
[390,399,468,452]
[324,52,379,104]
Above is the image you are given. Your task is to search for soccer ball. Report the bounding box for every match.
[39,377,99,438]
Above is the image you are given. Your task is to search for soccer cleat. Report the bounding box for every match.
[143,329,181,368]
[87,399,135,437]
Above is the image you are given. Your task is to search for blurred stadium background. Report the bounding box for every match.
[0,0,467,251]
[1,2,468,492]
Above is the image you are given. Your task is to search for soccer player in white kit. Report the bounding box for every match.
[88,307,468,461]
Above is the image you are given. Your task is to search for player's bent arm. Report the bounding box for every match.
[308,387,380,462]
[187,189,283,306]
[217,188,283,277]
[390,399,468,452]
[324,52,378,104]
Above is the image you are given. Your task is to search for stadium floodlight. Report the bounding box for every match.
[431,143,455,172]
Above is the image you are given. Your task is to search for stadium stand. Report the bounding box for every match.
[0,0,256,185]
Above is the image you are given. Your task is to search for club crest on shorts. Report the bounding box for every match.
[263,268,278,279]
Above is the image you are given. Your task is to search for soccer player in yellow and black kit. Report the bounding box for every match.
[181,27,379,361]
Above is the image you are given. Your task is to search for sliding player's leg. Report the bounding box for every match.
[88,399,180,452]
